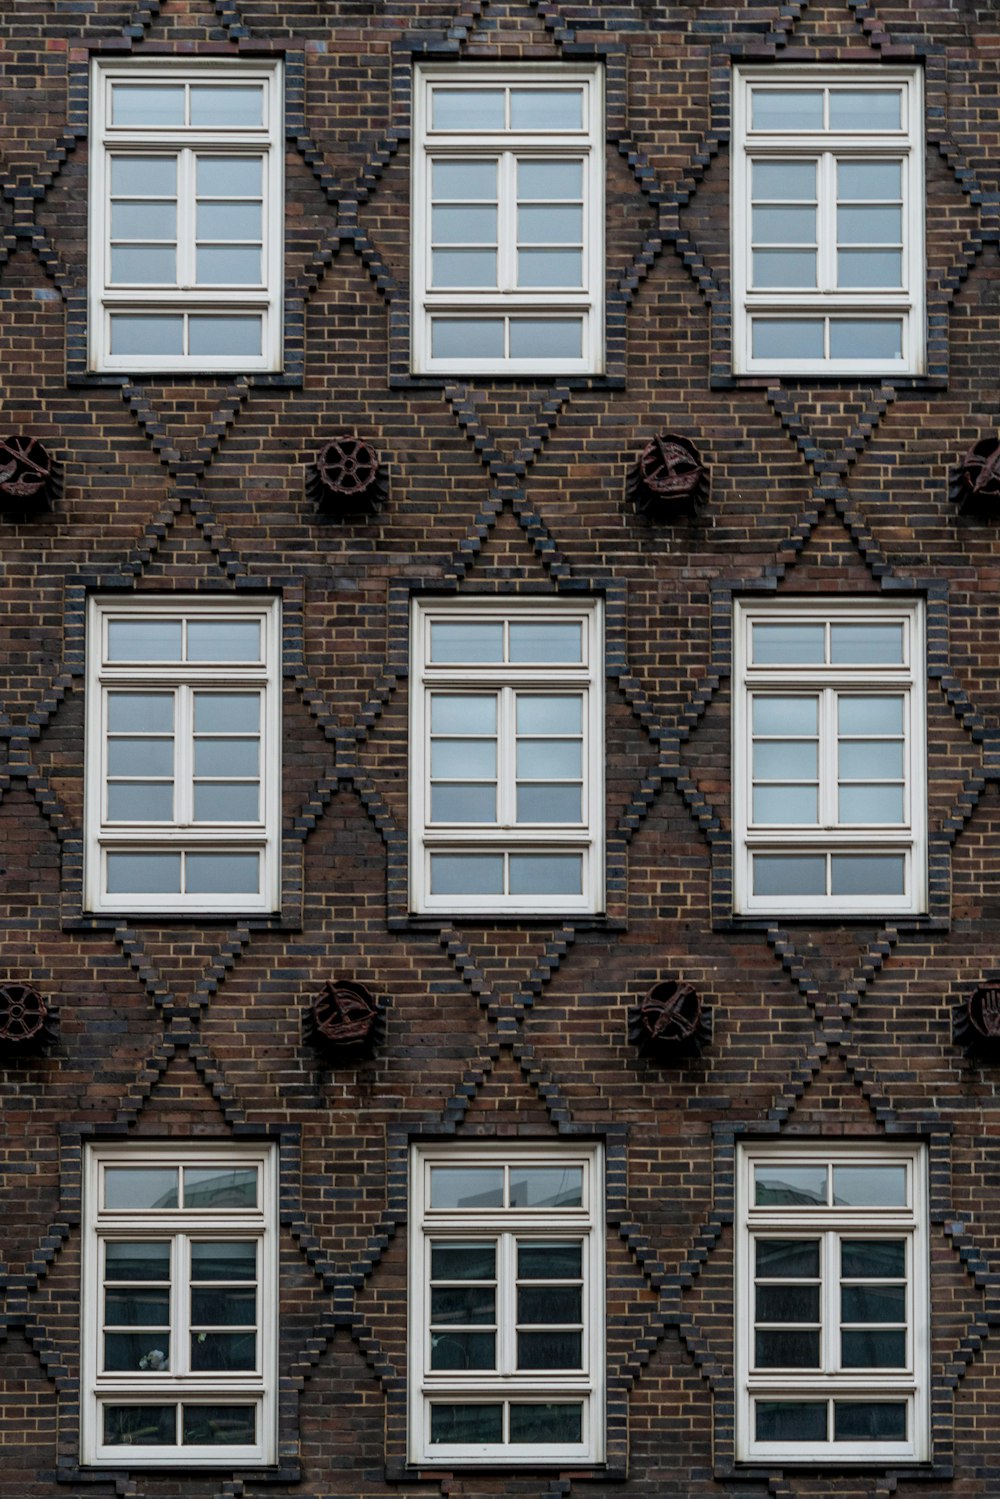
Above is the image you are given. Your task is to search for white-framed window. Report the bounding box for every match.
[736,1142,929,1464]
[732,598,926,916]
[732,66,924,375]
[88,59,284,373]
[411,64,604,375]
[408,1142,604,1466]
[84,596,281,914]
[81,1142,278,1468]
[408,597,604,916]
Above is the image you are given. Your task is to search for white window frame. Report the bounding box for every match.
[732,65,925,376]
[732,597,926,916]
[408,597,604,916]
[736,1142,929,1465]
[84,595,281,914]
[411,63,605,375]
[89,58,284,373]
[81,1141,278,1468]
[408,1141,605,1467]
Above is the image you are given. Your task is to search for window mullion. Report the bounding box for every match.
[500,151,516,293]
[820,151,836,294]
[500,1230,515,1376]
[824,1229,838,1376]
[178,148,194,292]
[176,684,192,827]
[499,685,514,830]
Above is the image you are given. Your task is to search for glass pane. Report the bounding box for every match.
[111,156,177,195]
[195,738,259,778]
[837,205,902,244]
[191,1288,256,1326]
[516,695,582,734]
[842,1284,906,1322]
[833,1402,906,1441]
[829,319,902,360]
[831,622,904,663]
[755,1328,820,1368]
[509,1403,583,1443]
[751,90,824,130]
[108,693,174,733]
[753,160,816,199]
[431,740,497,779]
[838,695,903,735]
[430,854,504,895]
[517,785,582,823]
[518,160,582,200]
[841,1240,906,1279]
[517,740,583,779]
[193,783,260,822]
[190,1331,256,1371]
[754,740,818,780]
[430,784,497,823]
[190,1241,257,1280]
[752,205,816,243]
[838,160,901,200]
[518,250,582,287]
[182,1405,256,1446]
[432,89,505,130]
[753,785,818,825]
[110,315,184,356]
[756,1284,820,1322]
[185,853,260,895]
[830,854,905,896]
[194,693,260,733]
[510,89,583,130]
[753,854,826,897]
[430,1286,496,1323]
[431,318,505,360]
[519,1242,583,1279]
[430,622,504,663]
[188,316,262,357]
[751,623,824,665]
[107,784,174,822]
[838,250,902,287]
[430,1403,503,1444]
[432,249,497,288]
[430,1166,504,1210]
[754,1165,826,1207]
[829,90,901,130]
[755,1401,827,1442]
[106,852,181,894]
[190,85,264,127]
[752,319,825,360]
[108,619,183,661]
[196,157,263,196]
[105,1289,171,1325]
[108,738,174,777]
[833,1165,907,1208]
[510,621,582,662]
[518,206,583,244]
[518,1285,581,1323]
[752,695,818,735]
[509,319,582,360]
[838,785,904,824]
[105,1241,171,1281]
[104,1405,176,1446]
[105,1167,178,1210]
[112,85,185,126]
[197,247,262,284]
[112,201,177,239]
[111,246,176,283]
[510,1165,583,1208]
[517,1330,582,1368]
[755,1239,820,1278]
[431,1330,494,1370]
[183,1166,258,1209]
[841,1329,906,1367]
[431,1243,496,1280]
[433,205,497,243]
[509,853,582,896]
[104,1332,172,1371]
[432,160,497,199]
[753,250,816,288]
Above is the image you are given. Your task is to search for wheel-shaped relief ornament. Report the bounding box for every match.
[626,434,709,521]
[628,978,711,1060]
[305,978,385,1060]
[0,436,60,513]
[952,437,1000,515]
[0,982,51,1052]
[307,436,385,515]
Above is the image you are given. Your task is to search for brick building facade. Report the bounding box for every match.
[1,0,1000,1495]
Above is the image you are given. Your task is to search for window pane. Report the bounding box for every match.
[509,1403,583,1443]
[518,160,582,200]
[431,1243,496,1280]
[112,201,177,239]
[753,250,817,288]
[108,619,183,661]
[841,1329,906,1367]
[518,1242,583,1278]
[756,1283,820,1322]
[188,316,262,357]
[430,784,497,823]
[838,160,901,200]
[195,737,260,778]
[110,315,184,356]
[830,622,904,663]
[430,853,504,895]
[433,205,497,243]
[755,1329,820,1368]
[189,85,264,127]
[432,159,497,199]
[197,247,262,284]
[829,90,901,130]
[431,740,496,779]
[753,854,826,897]
[106,851,182,894]
[517,785,582,823]
[509,620,582,662]
[754,740,817,780]
[510,89,583,130]
[190,1331,256,1371]
[112,85,185,126]
[753,160,816,199]
[841,1284,906,1322]
[183,1166,258,1208]
[518,250,582,287]
[829,319,902,360]
[509,319,582,360]
[194,692,260,732]
[191,1241,257,1280]
[755,1401,827,1442]
[431,318,505,360]
[838,695,903,735]
[105,1289,171,1325]
[517,1331,582,1369]
[105,1332,172,1371]
[833,1165,907,1207]
[751,90,824,130]
[751,623,824,665]
[837,205,902,244]
[754,1165,826,1206]
[838,785,904,824]
[841,1239,906,1278]
[432,249,498,288]
[107,693,175,732]
[107,784,174,822]
[431,1286,496,1323]
[430,1404,503,1444]
[518,205,583,244]
[191,1288,257,1326]
[508,853,582,895]
[111,246,177,284]
[833,1402,907,1441]
[516,695,582,734]
[430,622,504,662]
[185,852,260,895]
[752,205,816,243]
[830,853,905,896]
[752,695,818,735]
[509,1165,583,1208]
[182,1405,256,1446]
[752,319,825,360]
[108,738,174,776]
[104,1405,177,1446]
[196,156,263,196]
[105,1241,171,1281]
[752,785,818,825]
[430,1166,504,1209]
[517,740,583,780]
[431,1331,495,1369]
[432,89,505,130]
[518,1285,582,1323]
[838,250,902,288]
[755,1239,820,1278]
[111,156,177,195]
[193,783,260,822]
